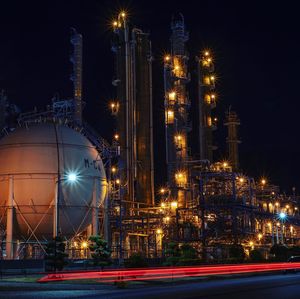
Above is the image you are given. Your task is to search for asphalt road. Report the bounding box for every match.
[1,273,300,298]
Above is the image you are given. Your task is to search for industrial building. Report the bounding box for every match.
[0,12,300,261]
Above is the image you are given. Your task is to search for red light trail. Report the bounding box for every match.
[38,263,300,283]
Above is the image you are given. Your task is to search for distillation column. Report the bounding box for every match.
[197,51,217,162]
[224,110,241,171]
[70,28,83,125]
[164,14,191,207]
[111,13,154,207]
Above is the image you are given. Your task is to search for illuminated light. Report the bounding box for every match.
[214,117,218,122]
[257,233,263,240]
[111,167,117,173]
[279,212,287,220]
[67,173,77,182]
[249,241,254,246]
[207,58,212,62]
[239,177,244,183]
[121,11,126,18]
[118,22,122,28]
[156,228,162,234]
[168,91,176,101]
[175,171,187,186]
[161,202,166,208]
[290,225,294,232]
[113,20,118,27]
[204,51,210,56]
[267,222,272,227]
[171,201,178,209]
[295,207,298,210]
[81,241,88,249]
[174,134,183,145]
[210,76,215,81]
[223,162,228,168]
[275,202,279,207]
[38,263,300,283]
[211,94,216,99]
[115,179,120,184]
[160,188,166,194]
[164,55,171,62]
[261,179,266,185]
[286,205,290,209]
[165,216,170,222]
[114,134,119,140]
[204,76,211,85]
[207,116,212,127]
[166,109,174,124]
[271,191,275,195]
[73,241,78,247]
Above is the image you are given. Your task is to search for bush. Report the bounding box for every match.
[125,252,148,268]
[181,244,197,259]
[164,242,200,266]
[88,235,111,269]
[270,244,289,261]
[228,244,245,262]
[288,246,300,257]
[44,236,68,272]
[249,249,265,262]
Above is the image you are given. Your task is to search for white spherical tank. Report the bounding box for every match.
[0,123,107,240]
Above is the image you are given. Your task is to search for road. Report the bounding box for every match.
[1,273,300,298]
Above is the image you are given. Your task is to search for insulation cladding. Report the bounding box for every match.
[112,17,154,206]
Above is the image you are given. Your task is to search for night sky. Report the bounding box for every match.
[1,0,299,193]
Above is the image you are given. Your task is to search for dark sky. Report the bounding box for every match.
[1,0,299,193]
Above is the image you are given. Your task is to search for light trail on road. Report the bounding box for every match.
[38,262,300,283]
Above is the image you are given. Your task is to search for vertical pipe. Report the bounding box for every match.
[53,123,61,237]
[53,178,58,238]
[104,163,111,245]
[199,175,206,261]
[6,175,14,260]
[92,178,99,236]
[148,41,155,206]
[124,17,132,203]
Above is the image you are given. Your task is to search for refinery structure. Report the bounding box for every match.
[0,12,300,261]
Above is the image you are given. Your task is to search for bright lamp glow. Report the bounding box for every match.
[67,173,77,182]
[279,212,287,220]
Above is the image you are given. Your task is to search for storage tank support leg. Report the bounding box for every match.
[92,179,99,236]
[6,175,14,260]
[104,180,110,243]
[53,179,58,238]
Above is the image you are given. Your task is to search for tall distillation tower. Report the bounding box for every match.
[197,51,217,162]
[224,109,241,171]
[164,15,191,208]
[111,12,154,207]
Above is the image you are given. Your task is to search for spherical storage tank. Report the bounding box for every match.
[0,123,107,241]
